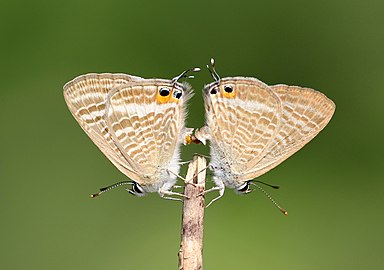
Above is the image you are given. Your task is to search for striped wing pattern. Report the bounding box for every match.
[63,73,144,181]
[242,84,335,180]
[201,77,335,185]
[64,70,335,197]
[104,80,186,183]
[64,74,191,188]
[205,78,282,173]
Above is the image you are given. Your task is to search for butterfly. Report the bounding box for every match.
[194,59,336,210]
[63,68,199,200]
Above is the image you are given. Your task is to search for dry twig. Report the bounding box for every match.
[178,156,206,270]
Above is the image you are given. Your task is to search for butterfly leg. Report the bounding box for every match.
[165,169,187,182]
[196,166,209,178]
[205,186,225,208]
[161,196,183,202]
[175,160,192,165]
[159,187,189,200]
[197,180,225,208]
[198,186,220,196]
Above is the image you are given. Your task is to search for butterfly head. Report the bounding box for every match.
[155,67,199,104]
[204,58,238,100]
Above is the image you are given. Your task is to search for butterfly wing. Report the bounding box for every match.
[241,84,335,180]
[63,73,144,181]
[104,80,192,185]
[202,77,283,174]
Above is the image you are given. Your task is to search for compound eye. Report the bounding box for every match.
[173,89,182,99]
[210,87,218,95]
[224,85,233,93]
[159,87,170,97]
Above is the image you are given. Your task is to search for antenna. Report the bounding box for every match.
[206,58,221,82]
[253,180,280,189]
[90,181,133,198]
[171,67,201,84]
[249,182,288,216]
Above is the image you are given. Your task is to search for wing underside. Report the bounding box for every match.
[241,84,335,180]
[202,78,335,183]
[63,73,144,181]
[104,81,188,180]
[206,78,282,173]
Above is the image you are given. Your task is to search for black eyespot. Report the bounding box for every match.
[132,182,144,194]
[173,90,182,99]
[159,87,170,96]
[210,87,218,95]
[237,182,249,193]
[224,85,233,93]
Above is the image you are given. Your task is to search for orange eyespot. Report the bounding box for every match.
[224,85,233,93]
[156,88,171,103]
[159,87,170,96]
[222,85,236,98]
[156,87,181,103]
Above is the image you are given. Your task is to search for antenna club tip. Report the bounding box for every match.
[282,210,288,216]
[210,58,215,64]
[90,194,99,198]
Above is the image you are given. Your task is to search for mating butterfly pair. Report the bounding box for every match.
[63,59,335,209]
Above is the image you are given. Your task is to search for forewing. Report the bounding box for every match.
[105,80,190,182]
[242,84,335,180]
[63,73,143,180]
[205,78,282,173]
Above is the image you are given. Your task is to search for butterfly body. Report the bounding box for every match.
[64,73,194,198]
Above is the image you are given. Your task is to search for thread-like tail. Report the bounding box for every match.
[90,181,133,198]
[250,182,288,216]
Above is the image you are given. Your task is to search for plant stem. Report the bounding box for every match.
[178,156,206,270]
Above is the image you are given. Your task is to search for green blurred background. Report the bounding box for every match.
[1,0,383,269]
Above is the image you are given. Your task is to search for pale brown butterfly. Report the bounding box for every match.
[194,59,336,211]
[63,68,199,200]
